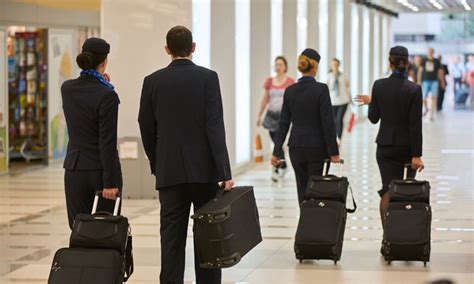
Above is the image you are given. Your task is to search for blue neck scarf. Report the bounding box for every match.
[298,76,316,83]
[81,69,115,90]
[392,69,408,79]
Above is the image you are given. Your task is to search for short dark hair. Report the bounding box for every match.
[76,52,107,70]
[166,26,193,57]
[389,54,409,72]
[275,56,288,73]
[332,58,340,64]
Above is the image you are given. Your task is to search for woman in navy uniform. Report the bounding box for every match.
[356,46,424,229]
[271,48,341,204]
[62,38,121,229]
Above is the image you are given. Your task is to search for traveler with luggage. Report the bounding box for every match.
[256,56,295,182]
[61,37,122,229]
[355,45,424,230]
[271,48,341,204]
[417,48,443,121]
[138,26,233,284]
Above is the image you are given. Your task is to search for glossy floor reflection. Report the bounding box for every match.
[0,111,473,284]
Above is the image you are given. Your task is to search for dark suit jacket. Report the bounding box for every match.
[62,74,121,188]
[368,73,423,157]
[273,77,339,157]
[138,59,232,189]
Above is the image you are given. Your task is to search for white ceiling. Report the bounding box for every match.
[369,0,474,13]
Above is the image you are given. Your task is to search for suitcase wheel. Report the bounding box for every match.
[299,259,303,264]
[423,261,427,267]
[334,260,338,265]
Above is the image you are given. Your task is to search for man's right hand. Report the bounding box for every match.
[412,157,424,171]
[330,155,341,163]
[221,180,234,191]
[355,95,371,105]
[103,188,119,200]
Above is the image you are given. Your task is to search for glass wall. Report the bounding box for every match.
[319,0,329,82]
[350,4,359,97]
[271,0,283,73]
[297,0,308,59]
[235,0,251,165]
[192,0,211,68]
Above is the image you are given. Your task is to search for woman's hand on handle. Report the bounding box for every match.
[103,188,119,200]
[355,95,371,105]
[411,157,424,171]
[330,155,342,163]
[221,180,234,191]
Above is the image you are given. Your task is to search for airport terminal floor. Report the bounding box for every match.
[0,111,473,284]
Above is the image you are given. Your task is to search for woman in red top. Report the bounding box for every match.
[257,56,295,182]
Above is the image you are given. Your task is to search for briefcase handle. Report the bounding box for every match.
[92,190,122,216]
[323,159,345,177]
[404,164,424,181]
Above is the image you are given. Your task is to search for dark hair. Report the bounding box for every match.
[389,54,409,72]
[166,26,193,57]
[275,56,288,73]
[332,58,340,65]
[76,51,107,70]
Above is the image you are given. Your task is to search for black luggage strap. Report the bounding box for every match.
[346,186,357,214]
[123,235,134,281]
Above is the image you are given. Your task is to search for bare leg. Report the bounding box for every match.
[423,98,429,116]
[431,96,437,120]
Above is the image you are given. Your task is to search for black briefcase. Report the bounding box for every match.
[192,186,262,268]
[294,199,347,264]
[389,164,430,203]
[48,248,124,284]
[382,201,431,266]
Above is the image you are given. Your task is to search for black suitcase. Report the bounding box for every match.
[295,199,347,264]
[382,202,431,265]
[295,160,356,264]
[383,165,431,266]
[389,165,430,203]
[49,192,133,283]
[191,186,262,268]
[48,248,124,284]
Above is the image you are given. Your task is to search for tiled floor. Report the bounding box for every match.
[0,111,473,284]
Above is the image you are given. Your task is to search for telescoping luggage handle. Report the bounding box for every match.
[92,190,121,216]
[322,158,345,177]
[403,163,424,181]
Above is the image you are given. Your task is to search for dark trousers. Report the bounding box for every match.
[289,147,329,203]
[159,183,221,284]
[332,104,348,139]
[64,169,123,229]
[376,146,416,197]
[269,131,287,169]
[437,86,446,111]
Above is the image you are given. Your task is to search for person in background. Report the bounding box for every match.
[61,38,121,229]
[452,56,466,96]
[412,55,423,84]
[138,26,233,284]
[356,46,424,246]
[257,56,295,182]
[418,48,444,121]
[271,48,340,204]
[469,65,474,110]
[327,58,351,142]
[437,55,449,112]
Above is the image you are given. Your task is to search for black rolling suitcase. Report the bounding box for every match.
[382,165,431,266]
[192,186,262,268]
[294,160,357,264]
[48,192,134,283]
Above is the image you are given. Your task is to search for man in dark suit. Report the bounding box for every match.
[138,26,233,284]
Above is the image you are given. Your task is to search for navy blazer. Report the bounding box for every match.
[273,77,339,157]
[368,73,423,157]
[62,75,121,188]
[138,59,232,189]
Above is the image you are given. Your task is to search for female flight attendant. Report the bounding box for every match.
[271,49,340,203]
[62,38,122,229]
[356,46,424,229]
[257,56,295,182]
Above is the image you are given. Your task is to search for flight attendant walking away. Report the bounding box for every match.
[271,48,340,204]
[62,37,122,229]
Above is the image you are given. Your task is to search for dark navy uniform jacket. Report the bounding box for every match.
[62,74,121,188]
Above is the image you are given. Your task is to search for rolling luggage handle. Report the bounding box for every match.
[403,163,424,181]
[323,158,345,177]
[92,190,121,216]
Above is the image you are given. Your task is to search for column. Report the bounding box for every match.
[101,0,193,138]
[357,6,364,95]
[250,0,272,157]
[368,11,375,90]
[307,0,319,51]
[327,0,337,62]
[211,0,236,165]
[318,0,329,82]
[0,27,7,173]
[283,0,298,78]
[343,0,352,81]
